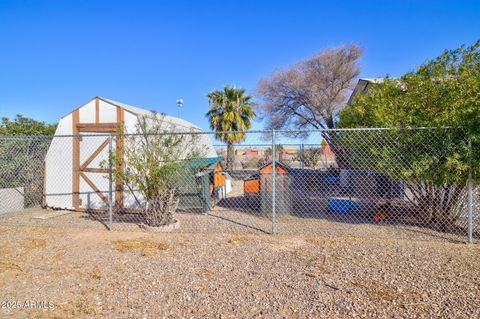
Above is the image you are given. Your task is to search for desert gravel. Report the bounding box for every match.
[0,224,479,319]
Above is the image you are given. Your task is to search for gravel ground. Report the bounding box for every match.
[0,225,479,319]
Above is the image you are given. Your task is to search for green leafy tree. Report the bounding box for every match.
[206,85,256,170]
[0,115,57,207]
[107,114,203,226]
[0,115,56,136]
[338,40,480,231]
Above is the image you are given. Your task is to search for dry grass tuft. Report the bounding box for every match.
[51,290,99,318]
[306,237,343,248]
[227,234,253,244]
[23,238,46,249]
[88,266,102,280]
[25,227,63,235]
[0,260,24,273]
[351,279,398,302]
[112,239,168,256]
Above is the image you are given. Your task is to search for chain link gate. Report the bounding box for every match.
[0,128,478,242]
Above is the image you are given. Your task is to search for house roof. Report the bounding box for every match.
[347,78,386,104]
[98,97,204,132]
[244,173,260,181]
[187,156,223,171]
[243,160,291,181]
[63,96,204,133]
[258,160,291,172]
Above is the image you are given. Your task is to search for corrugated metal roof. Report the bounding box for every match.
[98,96,203,132]
[187,156,223,170]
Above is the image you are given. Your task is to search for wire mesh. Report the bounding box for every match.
[0,128,478,242]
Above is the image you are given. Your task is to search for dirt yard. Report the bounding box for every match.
[0,225,479,319]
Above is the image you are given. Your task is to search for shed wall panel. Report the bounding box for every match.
[79,100,96,123]
[99,101,118,123]
[45,115,74,209]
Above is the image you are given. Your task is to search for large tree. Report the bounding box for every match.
[206,85,256,170]
[256,44,362,166]
[337,40,480,231]
[0,115,56,135]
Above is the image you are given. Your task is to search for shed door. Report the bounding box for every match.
[74,133,114,210]
[71,103,124,211]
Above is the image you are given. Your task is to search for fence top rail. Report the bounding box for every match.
[0,126,459,140]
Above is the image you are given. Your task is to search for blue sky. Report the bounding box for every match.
[0,0,479,131]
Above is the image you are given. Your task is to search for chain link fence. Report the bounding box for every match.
[0,128,478,242]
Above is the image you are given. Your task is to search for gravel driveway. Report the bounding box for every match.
[0,225,479,318]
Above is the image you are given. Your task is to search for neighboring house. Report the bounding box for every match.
[322,144,334,157]
[44,96,229,213]
[347,78,386,104]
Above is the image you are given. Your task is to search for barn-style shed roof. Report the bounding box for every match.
[63,96,206,133]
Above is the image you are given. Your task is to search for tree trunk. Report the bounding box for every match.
[145,188,179,226]
[226,143,235,171]
[323,131,350,169]
[411,182,464,232]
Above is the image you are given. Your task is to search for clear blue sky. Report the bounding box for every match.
[0,0,479,131]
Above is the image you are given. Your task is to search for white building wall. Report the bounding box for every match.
[44,114,74,209]
[78,100,96,123]
[99,100,117,123]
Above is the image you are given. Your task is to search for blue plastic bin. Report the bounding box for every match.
[327,198,359,213]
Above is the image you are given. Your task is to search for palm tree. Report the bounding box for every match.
[206,85,256,170]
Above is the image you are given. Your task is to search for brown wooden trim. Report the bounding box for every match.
[95,97,100,123]
[115,107,125,210]
[77,122,119,130]
[78,127,117,133]
[72,109,80,209]
[80,172,109,205]
[80,138,109,170]
[82,167,108,173]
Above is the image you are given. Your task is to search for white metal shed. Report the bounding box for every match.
[44,96,218,211]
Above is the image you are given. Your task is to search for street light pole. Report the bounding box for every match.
[176,99,183,118]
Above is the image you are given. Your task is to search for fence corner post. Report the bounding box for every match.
[108,134,113,231]
[467,138,473,244]
[272,129,277,234]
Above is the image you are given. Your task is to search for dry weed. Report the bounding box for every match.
[88,266,102,280]
[306,237,343,247]
[112,239,168,256]
[351,279,398,302]
[0,260,24,273]
[23,238,46,249]
[227,234,253,244]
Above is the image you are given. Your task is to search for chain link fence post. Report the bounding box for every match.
[300,143,304,169]
[271,129,277,234]
[108,134,113,231]
[467,137,473,243]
